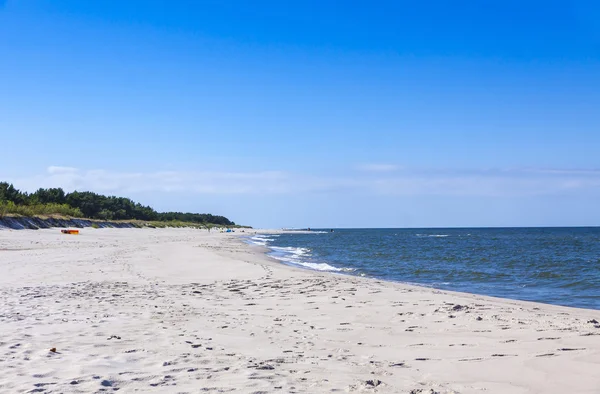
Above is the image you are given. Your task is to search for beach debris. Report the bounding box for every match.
[61,229,79,235]
[248,362,275,370]
[100,380,113,387]
[389,362,406,367]
[49,347,57,353]
[452,304,468,311]
[587,319,598,324]
[365,379,382,387]
[107,335,121,340]
[476,316,483,321]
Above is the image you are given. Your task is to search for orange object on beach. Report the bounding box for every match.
[61,229,79,235]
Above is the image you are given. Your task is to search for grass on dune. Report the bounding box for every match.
[0,202,252,229]
[0,201,84,218]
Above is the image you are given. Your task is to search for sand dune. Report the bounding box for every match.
[0,228,599,393]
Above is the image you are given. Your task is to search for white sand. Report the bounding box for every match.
[0,228,599,393]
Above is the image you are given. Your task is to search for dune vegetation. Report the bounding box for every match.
[0,182,236,227]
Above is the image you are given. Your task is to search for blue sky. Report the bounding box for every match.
[1,1,599,228]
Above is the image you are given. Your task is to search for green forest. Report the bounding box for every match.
[0,182,235,226]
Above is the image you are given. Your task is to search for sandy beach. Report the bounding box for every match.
[0,228,599,394]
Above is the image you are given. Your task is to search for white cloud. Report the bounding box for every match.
[357,163,401,172]
[370,175,598,197]
[5,165,600,198]
[520,168,600,176]
[47,166,79,175]
[9,167,292,195]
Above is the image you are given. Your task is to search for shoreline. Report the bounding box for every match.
[242,231,600,312]
[1,228,599,393]
[237,233,600,314]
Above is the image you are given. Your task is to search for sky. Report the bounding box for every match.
[1,0,599,228]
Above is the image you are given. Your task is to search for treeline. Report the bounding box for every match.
[0,182,235,226]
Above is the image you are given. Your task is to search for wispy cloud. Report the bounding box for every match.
[9,167,291,195]
[519,168,600,176]
[357,163,401,172]
[47,166,79,175]
[4,166,600,198]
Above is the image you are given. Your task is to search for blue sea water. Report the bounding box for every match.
[248,228,600,310]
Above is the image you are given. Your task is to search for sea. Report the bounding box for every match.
[247,228,600,310]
